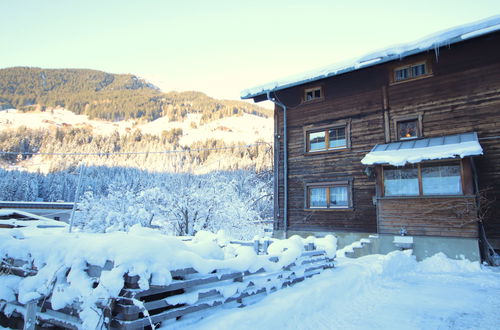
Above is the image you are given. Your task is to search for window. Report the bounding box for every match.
[306,181,352,209]
[305,124,349,152]
[422,164,462,195]
[304,87,322,101]
[395,67,410,81]
[383,162,463,197]
[393,114,422,141]
[328,127,346,148]
[384,167,419,196]
[412,63,426,77]
[309,131,326,151]
[391,60,432,84]
[394,62,427,82]
[398,119,418,140]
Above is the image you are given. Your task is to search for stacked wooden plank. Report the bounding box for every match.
[0,240,334,329]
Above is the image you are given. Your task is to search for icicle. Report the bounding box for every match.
[434,43,440,62]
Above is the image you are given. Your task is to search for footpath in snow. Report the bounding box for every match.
[174,251,500,330]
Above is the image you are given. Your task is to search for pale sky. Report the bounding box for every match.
[1,0,500,108]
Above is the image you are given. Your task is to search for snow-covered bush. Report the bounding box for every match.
[69,169,272,239]
[0,166,272,239]
[74,189,159,233]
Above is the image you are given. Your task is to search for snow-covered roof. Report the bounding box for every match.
[0,201,74,209]
[241,15,500,100]
[361,132,483,166]
[0,209,68,229]
[0,209,54,221]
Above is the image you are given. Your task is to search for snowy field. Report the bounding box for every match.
[174,251,500,330]
[0,109,272,145]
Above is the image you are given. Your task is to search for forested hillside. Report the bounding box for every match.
[0,67,272,122]
[0,126,272,173]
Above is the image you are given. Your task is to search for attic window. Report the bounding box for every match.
[411,63,426,77]
[304,87,322,102]
[393,62,430,83]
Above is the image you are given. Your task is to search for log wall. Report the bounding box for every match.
[273,31,500,239]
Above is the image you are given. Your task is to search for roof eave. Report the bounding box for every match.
[241,23,500,100]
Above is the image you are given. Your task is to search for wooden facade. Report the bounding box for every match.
[377,197,478,238]
[266,31,500,241]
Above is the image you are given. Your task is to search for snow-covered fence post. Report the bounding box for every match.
[305,242,315,251]
[253,239,260,254]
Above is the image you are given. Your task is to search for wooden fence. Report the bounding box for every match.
[0,240,334,329]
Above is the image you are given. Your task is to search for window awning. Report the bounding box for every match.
[361,132,483,166]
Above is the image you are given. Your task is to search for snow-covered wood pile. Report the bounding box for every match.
[0,226,336,329]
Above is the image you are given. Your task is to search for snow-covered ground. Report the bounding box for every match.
[1,221,499,329]
[177,114,271,146]
[0,226,335,328]
[0,108,135,135]
[174,251,500,330]
[0,109,272,145]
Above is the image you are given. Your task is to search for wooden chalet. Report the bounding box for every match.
[241,16,500,262]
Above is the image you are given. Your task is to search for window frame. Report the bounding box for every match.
[305,180,353,210]
[383,165,420,197]
[303,86,324,103]
[303,120,351,154]
[381,160,466,197]
[392,114,423,141]
[389,59,433,85]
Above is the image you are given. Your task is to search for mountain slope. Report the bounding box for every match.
[0,67,272,122]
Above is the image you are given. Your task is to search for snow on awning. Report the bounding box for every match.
[361,132,483,166]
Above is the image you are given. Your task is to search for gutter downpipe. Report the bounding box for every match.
[266,91,288,237]
[471,156,497,265]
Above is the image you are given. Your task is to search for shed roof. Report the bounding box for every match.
[0,209,68,229]
[361,132,483,166]
[241,15,500,100]
[0,201,74,209]
[0,209,54,221]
